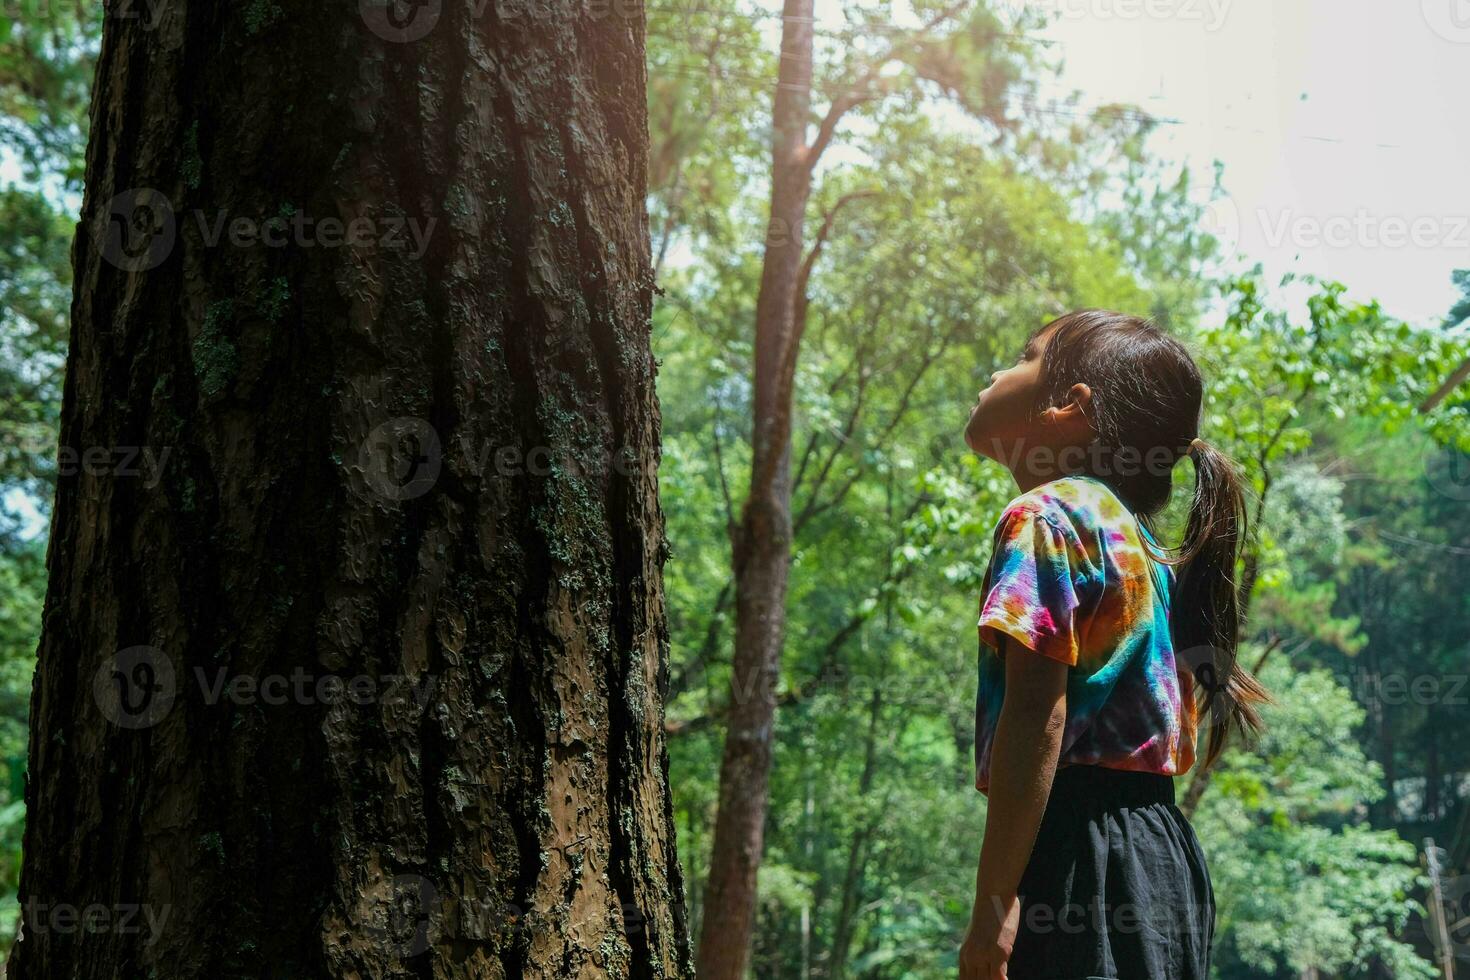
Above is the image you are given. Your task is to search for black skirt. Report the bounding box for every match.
[1007,765,1215,980]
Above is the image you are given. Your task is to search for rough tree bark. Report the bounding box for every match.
[9,0,692,977]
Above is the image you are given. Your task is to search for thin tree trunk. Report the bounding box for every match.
[1426,710,1441,820]
[828,685,885,980]
[690,2,967,968]
[1381,700,1399,821]
[800,774,814,980]
[11,2,692,976]
[693,0,813,973]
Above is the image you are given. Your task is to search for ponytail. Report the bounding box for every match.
[1171,438,1270,768]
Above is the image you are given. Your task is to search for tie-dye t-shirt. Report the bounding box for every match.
[973,475,1198,794]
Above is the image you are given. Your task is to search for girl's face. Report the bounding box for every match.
[964,328,1050,461]
[964,325,1095,486]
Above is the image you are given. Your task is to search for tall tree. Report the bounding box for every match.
[9,0,692,975]
[691,0,820,968]
[691,4,1035,973]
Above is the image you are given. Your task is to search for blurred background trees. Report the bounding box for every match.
[0,0,96,922]
[645,1,1470,977]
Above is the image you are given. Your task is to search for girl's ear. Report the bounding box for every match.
[1047,383,1094,431]
[1067,383,1093,421]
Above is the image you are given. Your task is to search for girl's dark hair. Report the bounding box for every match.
[1031,309,1268,767]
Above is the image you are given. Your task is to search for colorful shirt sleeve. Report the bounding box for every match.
[977,505,1085,666]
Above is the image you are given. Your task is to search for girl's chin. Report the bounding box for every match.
[964,408,992,447]
[964,429,997,459]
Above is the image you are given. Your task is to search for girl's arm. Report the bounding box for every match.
[960,640,1068,980]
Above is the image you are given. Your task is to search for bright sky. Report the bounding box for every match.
[1029,0,1470,325]
[8,0,1466,330]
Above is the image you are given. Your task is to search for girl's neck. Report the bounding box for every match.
[1009,459,1090,495]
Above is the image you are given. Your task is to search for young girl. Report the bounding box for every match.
[957,310,1269,980]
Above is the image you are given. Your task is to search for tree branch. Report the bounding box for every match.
[665,490,930,736]
[802,0,971,171]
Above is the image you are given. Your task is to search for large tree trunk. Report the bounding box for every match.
[693,0,813,974]
[10,2,692,977]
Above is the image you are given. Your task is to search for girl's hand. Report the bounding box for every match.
[958,895,1019,980]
